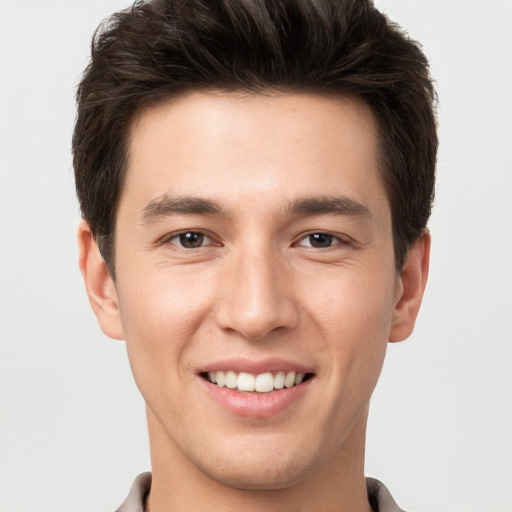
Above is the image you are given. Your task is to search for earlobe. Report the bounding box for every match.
[389,229,431,343]
[78,220,124,340]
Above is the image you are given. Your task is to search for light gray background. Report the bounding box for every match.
[1,1,511,511]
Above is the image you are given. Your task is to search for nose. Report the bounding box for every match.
[215,245,300,340]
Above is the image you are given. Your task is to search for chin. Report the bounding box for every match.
[198,443,317,491]
[210,466,309,491]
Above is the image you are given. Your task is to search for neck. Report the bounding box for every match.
[146,406,372,512]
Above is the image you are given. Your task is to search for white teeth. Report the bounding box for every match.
[294,372,305,385]
[225,370,237,389]
[207,370,308,393]
[237,372,255,391]
[274,371,285,389]
[255,372,274,392]
[216,371,225,388]
[284,371,296,388]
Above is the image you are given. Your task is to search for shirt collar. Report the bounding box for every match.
[116,472,405,512]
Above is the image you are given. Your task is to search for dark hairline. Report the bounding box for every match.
[102,88,396,278]
[75,0,437,279]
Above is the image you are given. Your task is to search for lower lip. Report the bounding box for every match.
[199,377,313,418]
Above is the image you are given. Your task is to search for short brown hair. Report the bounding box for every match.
[73,0,437,275]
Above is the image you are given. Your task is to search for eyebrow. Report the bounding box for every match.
[142,195,226,223]
[288,196,371,219]
[141,194,371,224]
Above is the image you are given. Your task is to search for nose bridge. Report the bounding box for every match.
[216,237,298,339]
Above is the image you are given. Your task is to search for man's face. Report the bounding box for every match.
[93,92,415,489]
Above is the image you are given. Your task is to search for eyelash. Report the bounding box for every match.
[163,230,349,250]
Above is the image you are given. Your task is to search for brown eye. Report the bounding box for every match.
[308,233,333,248]
[166,231,212,249]
[295,232,347,249]
[178,232,204,248]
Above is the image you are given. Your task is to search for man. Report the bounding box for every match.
[74,0,436,510]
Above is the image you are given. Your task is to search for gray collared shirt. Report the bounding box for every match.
[115,472,405,512]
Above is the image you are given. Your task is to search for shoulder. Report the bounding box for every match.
[366,477,406,512]
[115,472,151,512]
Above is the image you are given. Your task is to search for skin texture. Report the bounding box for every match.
[79,92,430,512]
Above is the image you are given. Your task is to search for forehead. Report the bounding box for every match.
[121,91,387,222]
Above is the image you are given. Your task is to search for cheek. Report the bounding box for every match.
[115,266,216,388]
[118,259,215,330]
[308,264,395,329]
[304,266,396,376]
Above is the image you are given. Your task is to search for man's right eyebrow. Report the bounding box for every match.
[141,195,225,223]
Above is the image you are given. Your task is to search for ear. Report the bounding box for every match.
[78,220,124,340]
[389,229,431,343]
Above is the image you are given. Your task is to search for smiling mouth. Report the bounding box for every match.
[202,370,313,393]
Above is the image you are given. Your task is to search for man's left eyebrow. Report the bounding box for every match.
[288,196,371,218]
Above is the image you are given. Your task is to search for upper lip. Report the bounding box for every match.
[198,357,313,375]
